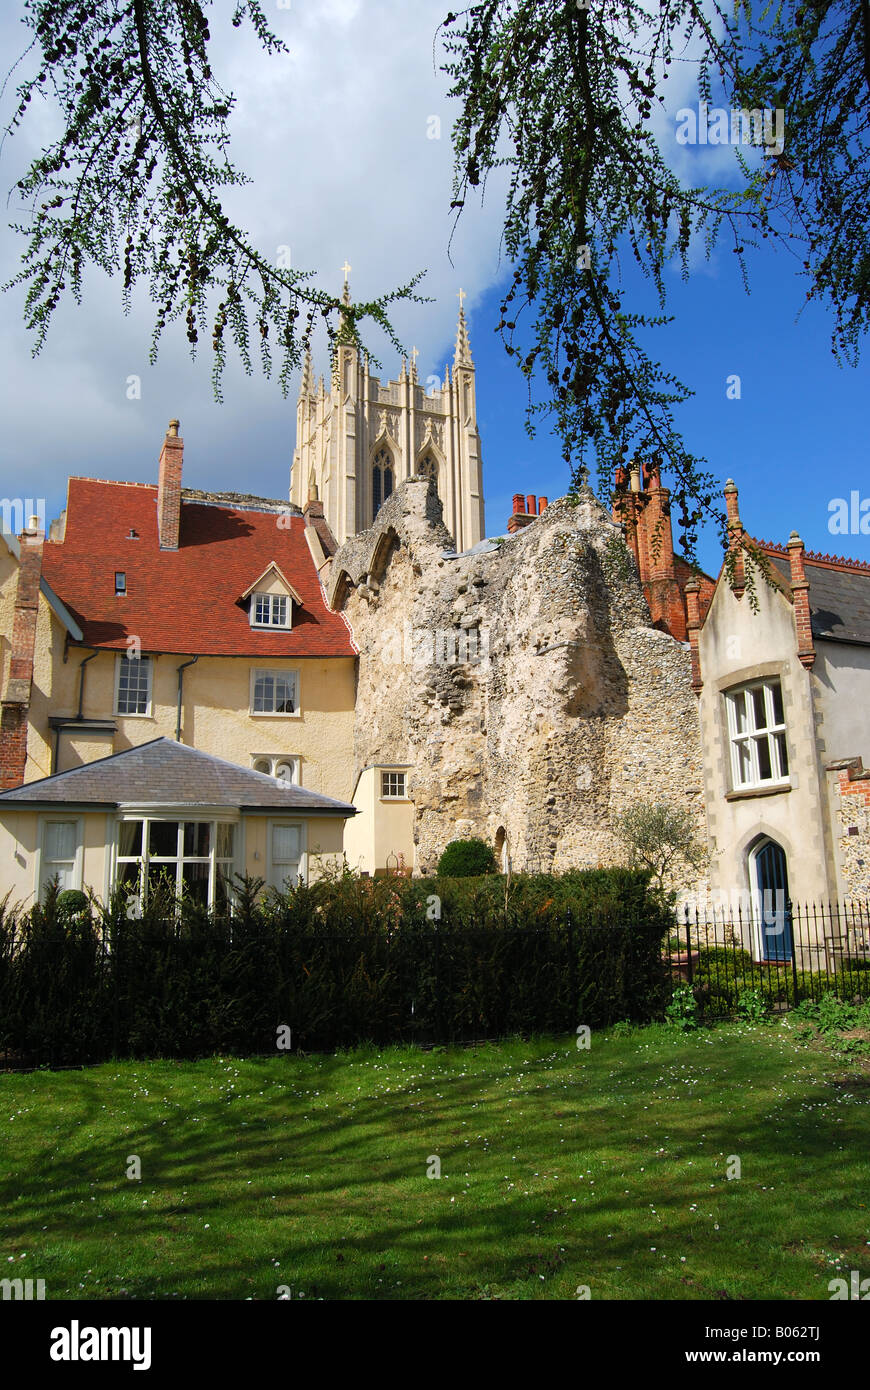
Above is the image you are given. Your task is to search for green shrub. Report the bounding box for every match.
[436,838,497,877]
[665,983,699,1030]
[56,889,90,919]
[735,987,768,1023]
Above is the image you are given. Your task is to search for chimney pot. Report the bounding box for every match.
[526,494,536,515]
[538,496,548,513]
[511,493,524,515]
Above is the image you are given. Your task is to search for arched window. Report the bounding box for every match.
[372,448,394,521]
[417,454,438,495]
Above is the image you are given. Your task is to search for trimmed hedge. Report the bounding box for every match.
[436,838,497,877]
[0,870,672,1063]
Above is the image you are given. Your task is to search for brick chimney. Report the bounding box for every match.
[788,530,815,669]
[157,419,183,550]
[0,522,44,789]
[723,478,745,595]
[507,493,545,533]
[613,458,685,639]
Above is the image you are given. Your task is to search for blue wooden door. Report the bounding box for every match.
[755,840,793,962]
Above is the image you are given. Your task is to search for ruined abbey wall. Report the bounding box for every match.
[330,478,707,886]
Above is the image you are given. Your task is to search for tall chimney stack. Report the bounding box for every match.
[157,419,183,550]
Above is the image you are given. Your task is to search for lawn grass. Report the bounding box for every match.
[1,1019,869,1300]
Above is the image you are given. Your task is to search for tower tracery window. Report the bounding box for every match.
[372,448,394,521]
[417,454,438,496]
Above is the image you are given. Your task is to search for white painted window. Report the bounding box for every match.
[269,822,303,890]
[40,818,81,897]
[381,771,407,799]
[251,754,300,785]
[115,653,152,716]
[115,818,236,911]
[251,592,291,629]
[250,668,299,715]
[725,679,789,790]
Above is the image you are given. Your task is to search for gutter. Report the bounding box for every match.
[175,655,198,741]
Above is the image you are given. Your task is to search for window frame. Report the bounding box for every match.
[249,667,301,718]
[249,591,292,630]
[114,652,153,718]
[267,819,307,891]
[114,814,238,913]
[380,770,408,801]
[251,754,301,785]
[37,815,83,900]
[724,678,790,792]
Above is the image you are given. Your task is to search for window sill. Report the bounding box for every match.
[115,712,154,720]
[725,782,791,802]
[249,711,302,719]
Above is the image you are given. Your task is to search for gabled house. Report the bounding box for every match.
[686,480,870,947]
[1,420,356,795]
[0,420,359,904]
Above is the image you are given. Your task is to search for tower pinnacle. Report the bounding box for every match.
[454,292,473,368]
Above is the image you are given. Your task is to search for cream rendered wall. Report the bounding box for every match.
[0,808,111,910]
[61,733,115,771]
[242,813,347,884]
[0,808,38,907]
[0,810,350,908]
[374,783,415,871]
[342,766,376,873]
[697,574,836,910]
[26,648,357,801]
[342,766,415,875]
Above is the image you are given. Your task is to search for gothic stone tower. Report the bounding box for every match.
[290,288,485,551]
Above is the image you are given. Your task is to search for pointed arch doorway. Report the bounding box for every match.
[748,836,793,962]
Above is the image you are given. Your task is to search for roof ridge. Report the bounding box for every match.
[758,539,870,574]
[69,476,155,489]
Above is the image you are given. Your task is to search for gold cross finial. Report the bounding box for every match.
[411,346,419,367]
[342,260,352,285]
[458,287,467,310]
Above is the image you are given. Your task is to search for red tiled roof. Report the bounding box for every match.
[42,479,356,658]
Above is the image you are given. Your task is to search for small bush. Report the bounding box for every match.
[56,889,90,919]
[665,983,699,1031]
[437,838,497,878]
[735,987,768,1023]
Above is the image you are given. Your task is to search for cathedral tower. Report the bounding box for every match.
[290,285,485,551]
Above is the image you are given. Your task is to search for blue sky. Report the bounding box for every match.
[0,0,867,582]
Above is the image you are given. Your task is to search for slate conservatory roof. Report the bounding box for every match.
[0,739,357,815]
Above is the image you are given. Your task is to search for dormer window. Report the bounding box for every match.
[114,572,127,596]
[252,593,290,628]
[241,563,301,631]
